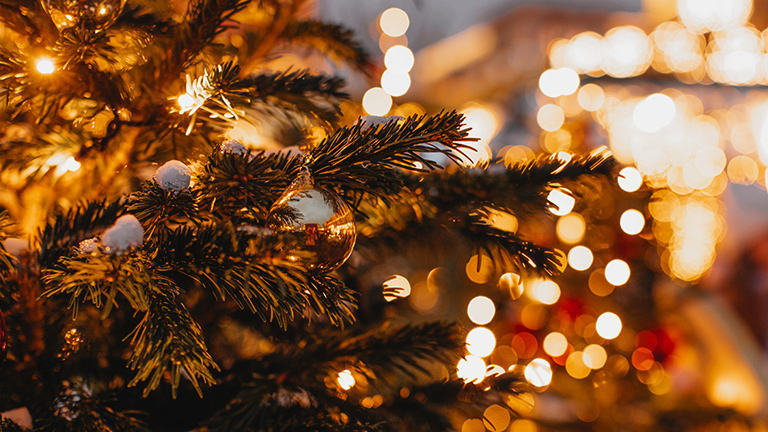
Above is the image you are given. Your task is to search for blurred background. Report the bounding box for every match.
[307,0,768,430]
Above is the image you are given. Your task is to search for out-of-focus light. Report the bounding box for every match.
[727,155,759,185]
[618,167,643,192]
[499,272,523,299]
[529,280,561,305]
[338,370,355,390]
[605,259,631,286]
[537,104,565,132]
[565,351,591,379]
[568,246,594,271]
[620,209,645,235]
[577,84,605,112]
[548,188,575,216]
[467,296,496,325]
[36,57,55,74]
[652,21,704,73]
[379,7,409,37]
[707,27,762,86]
[63,156,81,172]
[462,104,502,144]
[632,348,655,371]
[538,67,580,98]
[677,0,751,33]
[362,87,392,116]
[524,358,553,387]
[483,405,512,432]
[466,327,496,357]
[557,213,586,244]
[383,275,411,302]
[457,355,486,384]
[596,312,622,340]
[177,93,197,111]
[384,45,415,73]
[565,32,603,74]
[601,26,652,78]
[543,332,568,357]
[583,344,607,369]
[633,94,676,133]
[381,70,411,97]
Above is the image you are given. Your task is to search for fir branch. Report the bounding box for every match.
[0,210,16,283]
[35,386,151,432]
[0,419,25,432]
[505,146,615,188]
[127,181,200,241]
[281,20,374,76]
[39,199,125,268]
[41,253,153,319]
[174,0,250,69]
[127,285,219,398]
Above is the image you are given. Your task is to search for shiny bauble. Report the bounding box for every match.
[266,169,356,273]
[0,308,6,363]
[41,0,126,32]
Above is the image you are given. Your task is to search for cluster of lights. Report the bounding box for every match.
[362,8,414,116]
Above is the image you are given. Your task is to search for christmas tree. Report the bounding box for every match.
[0,1,618,431]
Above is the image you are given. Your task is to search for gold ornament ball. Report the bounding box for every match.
[42,0,126,32]
[267,169,356,273]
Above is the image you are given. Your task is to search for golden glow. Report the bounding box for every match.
[605,259,631,286]
[462,104,502,144]
[384,45,415,73]
[677,0,751,33]
[565,351,591,379]
[601,26,653,78]
[466,253,494,284]
[727,155,759,185]
[556,213,586,244]
[380,70,411,97]
[177,93,197,111]
[652,21,704,74]
[596,312,622,340]
[383,275,411,302]
[483,405,512,432]
[707,26,762,86]
[583,344,607,369]
[524,358,553,387]
[633,93,676,133]
[620,209,645,235]
[538,67,580,98]
[529,279,561,305]
[337,370,355,390]
[36,58,55,74]
[565,32,603,74]
[577,84,605,112]
[547,188,575,216]
[509,419,538,432]
[499,272,523,299]
[618,167,643,192]
[568,246,594,271]
[632,348,655,371]
[462,419,485,432]
[467,296,495,325]
[63,156,81,172]
[362,87,392,116]
[466,327,496,357]
[543,332,568,357]
[379,8,409,37]
[457,355,486,384]
[537,104,565,132]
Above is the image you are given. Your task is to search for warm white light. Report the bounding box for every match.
[605,259,631,286]
[457,355,486,384]
[337,370,355,390]
[596,312,622,340]
[677,0,751,33]
[63,156,81,172]
[538,67,580,98]
[379,7,410,37]
[633,94,676,133]
[36,58,55,74]
[565,32,603,73]
[567,246,593,271]
[618,167,643,192]
[530,280,561,305]
[583,344,607,369]
[380,70,411,97]
[524,358,553,387]
[466,327,496,358]
[177,93,196,110]
[543,332,568,357]
[577,84,605,112]
[537,104,565,132]
[383,275,411,302]
[384,45,415,73]
[620,209,645,235]
[467,296,496,325]
[548,188,575,216]
[362,87,392,116]
[601,26,652,78]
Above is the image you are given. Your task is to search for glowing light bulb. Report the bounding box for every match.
[466,327,496,357]
[620,209,645,235]
[63,156,81,172]
[548,188,575,216]
[36,58,55,74]
[380,70,411,97]
[524,358,553,387]
[457,355,486,384]
[384,45,415,73]
[337,370,355,390]
[605,259,631,286]
[177,93,196,110]
[596,312,622,339]
[467,296,495,325]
